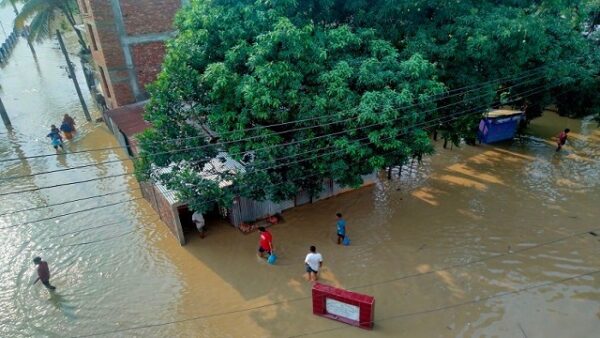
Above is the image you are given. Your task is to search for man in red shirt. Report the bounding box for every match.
[556,128,570,152]
[257,227,274,258]
[33,257,56,290]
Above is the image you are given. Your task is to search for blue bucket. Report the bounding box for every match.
[342,237,351,246]
[267,253,277,265]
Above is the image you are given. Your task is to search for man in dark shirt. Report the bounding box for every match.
[33,257,56,290]
[556,128,570,152]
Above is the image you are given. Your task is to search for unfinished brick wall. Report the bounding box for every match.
[120,0,180,35]
[140,182,185,245]
[78,0,181,108]
[131,41,167,91]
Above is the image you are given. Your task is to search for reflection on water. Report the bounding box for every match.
[1,25,599,337]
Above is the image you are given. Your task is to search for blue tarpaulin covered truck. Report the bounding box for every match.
[478,109,524,144]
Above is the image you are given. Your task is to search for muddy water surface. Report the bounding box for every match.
[1,30,599,336]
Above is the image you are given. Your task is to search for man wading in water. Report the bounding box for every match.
[556,128,570,152]
[33,257,56,290]
[192,210,206,238]
[304,245,323,282]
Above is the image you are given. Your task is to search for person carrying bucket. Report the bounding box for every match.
[336,213,347,245]
[257,226,274,259]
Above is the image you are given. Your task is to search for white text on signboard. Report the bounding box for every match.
[325,298,360,321]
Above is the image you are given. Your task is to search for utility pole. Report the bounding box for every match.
[9,0,19,15]
[0,95,12,129]
[56,30,91,122]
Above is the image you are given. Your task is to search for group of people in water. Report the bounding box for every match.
[46,114,76,153]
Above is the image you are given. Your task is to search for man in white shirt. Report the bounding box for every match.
[304,246,323,282]
[192,211,206,238]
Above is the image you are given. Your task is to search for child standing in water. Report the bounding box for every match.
[336,213,347,245]
[47,125,64,153]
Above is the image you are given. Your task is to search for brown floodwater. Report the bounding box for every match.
[1,33,599,336]
[2,109,599,338]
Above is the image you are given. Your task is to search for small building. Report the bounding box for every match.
[478,109,524,144]
[103,102,377,245]
[143,155,376,245]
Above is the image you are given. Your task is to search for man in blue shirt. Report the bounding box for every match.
[336,212,346,245]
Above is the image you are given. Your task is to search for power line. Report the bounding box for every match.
[70,226,599,337]
[0,197,143,230]
[0,157,131,181]
[1,79,558,222]
[0,66,552,164]
[0,70,550,182]
[0,187,140,217]
[39,219,159,250]
[0,77,567,228]
[49,218,129,238]
[0,173,133,197]
[290,269,600,337]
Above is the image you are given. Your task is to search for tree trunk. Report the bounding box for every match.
[61,4,89,52]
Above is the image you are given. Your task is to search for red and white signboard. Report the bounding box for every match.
[312,283,375,329]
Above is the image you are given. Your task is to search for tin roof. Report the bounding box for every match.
[104,101,151,155]
[105,101,151,136]
[151,152,245,206]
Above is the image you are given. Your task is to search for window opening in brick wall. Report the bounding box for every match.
[87,24,98,51]
[99,66,111,98]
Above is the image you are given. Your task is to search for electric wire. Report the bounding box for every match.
[0,172,133,197]
[0,78,565,227]
[0,66,555,164]
[0,187,140,217]
[39,218,160,250]
[0,157,132,181]
[0,70,550,182]
[70,226,600,337]
[289,270,600,337]
[0,196,144,230]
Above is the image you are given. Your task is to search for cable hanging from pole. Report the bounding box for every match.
[0,65,556,164]
[0,77,570,203]
[0,70,551,182]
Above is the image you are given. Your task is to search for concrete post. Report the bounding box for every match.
[0,95,12,129]
[57,30,92,122]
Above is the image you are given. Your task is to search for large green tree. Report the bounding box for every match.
[2,0,88,51]
[138,0,444,211]
[139,0,598,212]
[305,0,599,143]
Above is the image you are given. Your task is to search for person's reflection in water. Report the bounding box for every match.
[48,292,77,320]
[57,152,68,168]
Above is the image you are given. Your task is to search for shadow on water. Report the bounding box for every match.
[47,291,77,320]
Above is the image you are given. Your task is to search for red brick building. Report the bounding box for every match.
[76,0,186,108]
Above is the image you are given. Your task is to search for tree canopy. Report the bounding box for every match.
[2,0,88,51]
[138,0,599,212]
